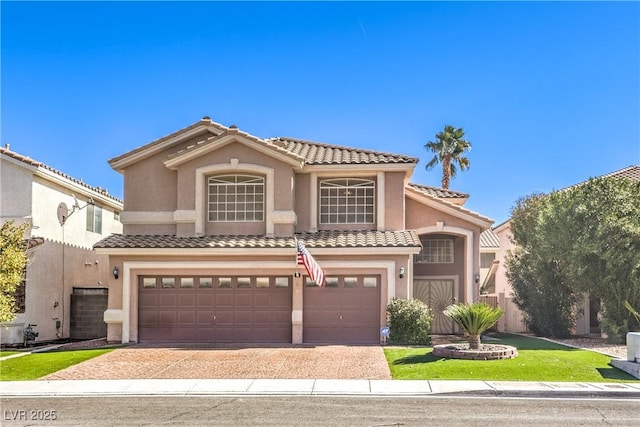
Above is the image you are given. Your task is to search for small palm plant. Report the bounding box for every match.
[444,303,504,350]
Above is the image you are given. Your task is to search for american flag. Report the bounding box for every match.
[296,238,325,287]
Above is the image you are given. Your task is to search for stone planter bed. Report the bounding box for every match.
[432,343,518,360]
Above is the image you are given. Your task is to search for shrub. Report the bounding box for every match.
[443,303,504,349]
[386,298,432,345]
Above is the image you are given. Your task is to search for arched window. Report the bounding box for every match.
[319,178,375,224]
[208,174,264,222]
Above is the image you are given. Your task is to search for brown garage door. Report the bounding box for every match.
[303,275,380,344]
[138,275,292,343]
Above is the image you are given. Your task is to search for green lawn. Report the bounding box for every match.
[0,348,114,381]
[384,333,638,382]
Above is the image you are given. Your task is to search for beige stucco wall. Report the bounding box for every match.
[383,172,406,231]
[0,152,123,344]
[1,156,34,221]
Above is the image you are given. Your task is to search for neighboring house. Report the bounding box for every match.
[484,165,640,335]
[0,145,123,344]
[95,117,493,344]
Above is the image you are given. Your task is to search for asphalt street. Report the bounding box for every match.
[2,396,639,426]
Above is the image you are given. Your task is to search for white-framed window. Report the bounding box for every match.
[415,238,454,264]
[319,178,375,224]
[208,174,264,222]
[86,204,102,233]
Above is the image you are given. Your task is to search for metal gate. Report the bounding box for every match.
[413,279,456,334]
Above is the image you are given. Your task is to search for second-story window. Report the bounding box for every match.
[86,204,102,233]
[319,178,375,224]
[208,174,265,222]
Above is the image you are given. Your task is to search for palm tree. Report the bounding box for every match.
[444,303,504,350]
[424,125,471,189]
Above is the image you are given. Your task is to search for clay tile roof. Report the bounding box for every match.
[94,230,422,250]
[296,230,421,248]
[268,137,418,165]
[600,165,640,181]
[406,182,468,199]
[1,146,123,204]
[480,229,500,249]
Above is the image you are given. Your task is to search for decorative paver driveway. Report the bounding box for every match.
[41,345,392,380]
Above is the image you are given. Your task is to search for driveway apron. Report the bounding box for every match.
[41,345,392,380]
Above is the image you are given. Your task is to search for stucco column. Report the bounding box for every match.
[291,273,304,344]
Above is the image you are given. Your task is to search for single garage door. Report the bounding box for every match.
[303,275,380,344]
[138,275,292,343]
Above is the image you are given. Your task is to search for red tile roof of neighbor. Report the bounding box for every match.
[94,230,422,250]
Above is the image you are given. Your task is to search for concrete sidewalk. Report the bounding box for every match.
[2,379,640,398]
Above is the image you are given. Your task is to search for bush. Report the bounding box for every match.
[386,298,432,345]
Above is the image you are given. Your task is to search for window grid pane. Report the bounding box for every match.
[208,175,264,222]
[414,239,454,264]
[319,178,375,224]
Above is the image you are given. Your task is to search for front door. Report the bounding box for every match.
[413,278,456,334]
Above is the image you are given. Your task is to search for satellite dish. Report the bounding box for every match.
[57,202,69,225]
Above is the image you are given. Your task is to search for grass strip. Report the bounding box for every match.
[384,333,638,382]
[0,348,113,381]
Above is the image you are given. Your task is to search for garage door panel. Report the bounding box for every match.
[215,311,234,325]
[235,294,253,307]
[197,311,214,324]
[197,294,214,307]
[216,293,234,306]
[158,311,177,324]
[178,311,195,325]
[254,294,271,306]
[254,311,273,323]
[178,294,195,307]
[139,294,158,308]
[159,295,178,307]
[139,311,157,326]
[235,311,253,324]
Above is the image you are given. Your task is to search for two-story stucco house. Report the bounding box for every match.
[95,117,493,344]
[1,145,123,344]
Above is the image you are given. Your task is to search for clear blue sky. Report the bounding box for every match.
[2,1,639,224]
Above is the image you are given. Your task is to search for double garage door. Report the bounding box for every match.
[138,275,292,343]
[138,274,381,344]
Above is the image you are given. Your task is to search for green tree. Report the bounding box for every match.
[424,125,471,189]
[505,177,640,342]
[563,178,640,341]
[443,303,504,349]
[0,221,29,322]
